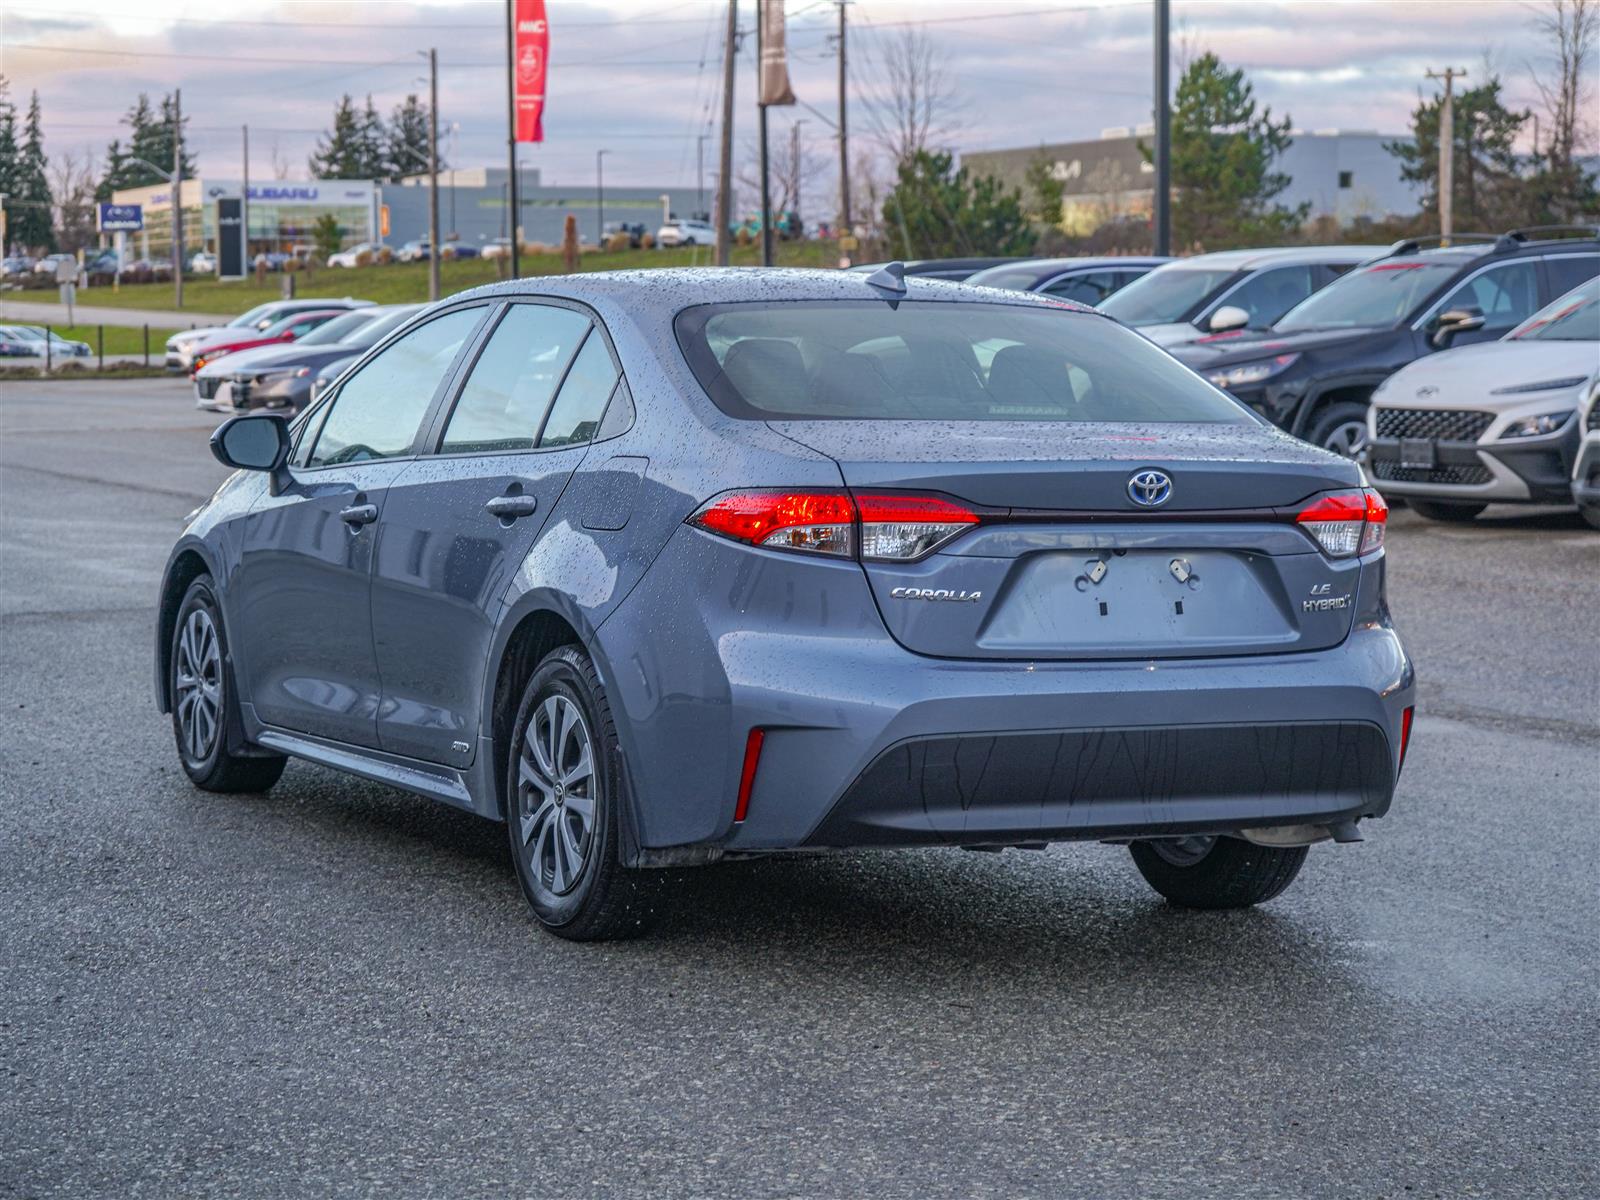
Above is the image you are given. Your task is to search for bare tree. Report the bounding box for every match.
[860,25,965,165]
[735,122,830,222]
[1529,0,1598,169]
[268,137,293,180]
[49,148,100,253]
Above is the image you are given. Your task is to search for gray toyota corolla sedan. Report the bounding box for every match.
[156,267,1415,940]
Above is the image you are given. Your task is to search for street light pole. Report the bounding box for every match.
[1153,0,1170,257]
[596,149,610,246]
[425,48,441,302]
[504,0,521,278]
[173,87,184,308]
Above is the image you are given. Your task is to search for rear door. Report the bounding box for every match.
[234,305,488,746]
[370,300,622,766]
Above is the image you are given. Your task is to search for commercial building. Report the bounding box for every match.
[962,128,1423,234]
[382,167,696,249]
[108,178,378,259]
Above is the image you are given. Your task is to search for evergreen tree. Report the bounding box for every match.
[1147,53,1306,250]
[9,90,56,251]
[0,78,19,244]
[881,150,1035,259]
[308,95,386,179]
[1386,77,1530,232]
[98,93,196,197]
[384,94,435,180]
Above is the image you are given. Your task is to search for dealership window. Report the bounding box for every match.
[1338,171,1354,189]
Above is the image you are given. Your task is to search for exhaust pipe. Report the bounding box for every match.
[1240,820,1364,848]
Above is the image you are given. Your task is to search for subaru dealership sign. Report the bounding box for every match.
[97,203,144,232]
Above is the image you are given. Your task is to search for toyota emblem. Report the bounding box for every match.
[1127,469,1173,507]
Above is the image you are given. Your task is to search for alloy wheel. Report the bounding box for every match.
[517,695,597,896]
[1147,834,1217,868]
[1322,420,1368,459]
[174,608,222,763]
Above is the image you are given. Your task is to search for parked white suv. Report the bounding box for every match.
[1572,379,1600,528]
[656,219,716,247]
[1366,279,1599,523]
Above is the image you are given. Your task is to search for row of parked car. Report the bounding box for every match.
[0,324,93,359]
[170,224,1598,528]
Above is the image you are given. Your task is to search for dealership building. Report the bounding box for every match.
[111,168,697,260]
[962,128,1423,234]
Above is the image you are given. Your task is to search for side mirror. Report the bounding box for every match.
[1430,305,1485,348]
[210,413,291,481]
[1208,304,1251,333]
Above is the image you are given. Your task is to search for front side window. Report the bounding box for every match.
[306,307,483,468]
[439,303,591,454]
[1097,267,1240,325]
[677,301,1252,424]
[1210,265,1316,329]
[1431,260,1540,331]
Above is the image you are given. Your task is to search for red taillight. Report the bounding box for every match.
[1294,487,1387,558]
[734,728,765,822]
[1398,705,1414,774]
[688,489,981,560]
[689,490,856,556]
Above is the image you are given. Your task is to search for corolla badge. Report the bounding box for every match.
[1127,469,1173,507]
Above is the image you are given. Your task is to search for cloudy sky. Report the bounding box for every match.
[0,0,1583,207]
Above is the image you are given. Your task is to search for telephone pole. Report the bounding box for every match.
[173,88,184,308]
[836,1,851,251]
[715,0,737,266]
[427,48,441,301]
[1426,67,1466,241]
[1153,0,1170,256]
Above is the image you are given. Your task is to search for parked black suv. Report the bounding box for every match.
[1168,227,1600,455]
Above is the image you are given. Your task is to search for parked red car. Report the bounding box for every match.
[189,309,347,376]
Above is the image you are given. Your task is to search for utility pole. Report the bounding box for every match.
[1426,67,1466,241]
[596,149,610,246]
[697,132,710,219]
[173,88,184,308]
[836,1,850,250]
[757,7,773,267]
[715,0,737,266]
[427,48,441,301]
[241,124,249,271]
[1152,0,1170,256]
[504,0,520,278]
[789,119,807,230]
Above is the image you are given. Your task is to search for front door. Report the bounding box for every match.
[233,305,489,746]
[370,301,623,765]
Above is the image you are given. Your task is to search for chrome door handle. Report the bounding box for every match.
[339,503,379,526]
[485,495,538,519]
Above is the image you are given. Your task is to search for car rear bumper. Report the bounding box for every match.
[1367,425,1579,504]
[596,528,1414,856]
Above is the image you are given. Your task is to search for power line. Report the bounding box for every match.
[5,43,707,68]
[1,1,711,30]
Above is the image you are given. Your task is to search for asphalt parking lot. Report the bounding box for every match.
[2,378,1595,1199]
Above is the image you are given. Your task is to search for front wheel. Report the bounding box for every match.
[1306,402,1370,459]
[1129,835,1307,909]
[1407,498,1487,523]
[506,645,659,940]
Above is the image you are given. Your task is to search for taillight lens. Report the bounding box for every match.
[856,493,979,560]
[688,489,981,560]
[689,490,856,556]
[1295,488,1387,557]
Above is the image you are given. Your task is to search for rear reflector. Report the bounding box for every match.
[1398,705,1414,774]
[1295,488,1388,558]
[734,728,765,823]
[688,489,981,561]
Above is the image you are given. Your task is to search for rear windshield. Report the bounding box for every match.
[1097,267,1239,325]
[1276,261,1460,330]
[675,300,1253,423]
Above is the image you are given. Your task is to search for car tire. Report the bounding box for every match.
[505,644,659,941]
[170,575,287,794]
[1575,502,1600,531]
[1407,499,1487,523]
[1129,836,1307,909]
[1306,402,1371,458]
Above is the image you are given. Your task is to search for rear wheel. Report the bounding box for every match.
[506,645,659,940]
[169,576,287,793]
[1407,498,1487,523]
[1129,835,1307,909]
[1575,501,1600,531]
[1306,402,1370,459]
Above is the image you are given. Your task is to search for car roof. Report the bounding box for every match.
[967,256,1172,285]
[452,266,1097,316]
[1159,245,1385,270]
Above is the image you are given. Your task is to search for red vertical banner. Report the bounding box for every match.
[513,0,549,143]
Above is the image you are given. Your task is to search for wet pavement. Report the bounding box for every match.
[2,379,1595,1198]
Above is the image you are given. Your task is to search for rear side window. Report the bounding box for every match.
[306,307,483,467]
[676,300,1253,424]
[539,332,619,447]
[1545,253,1600,297]
[440,303,591,454]
[1042,271,1120,304]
